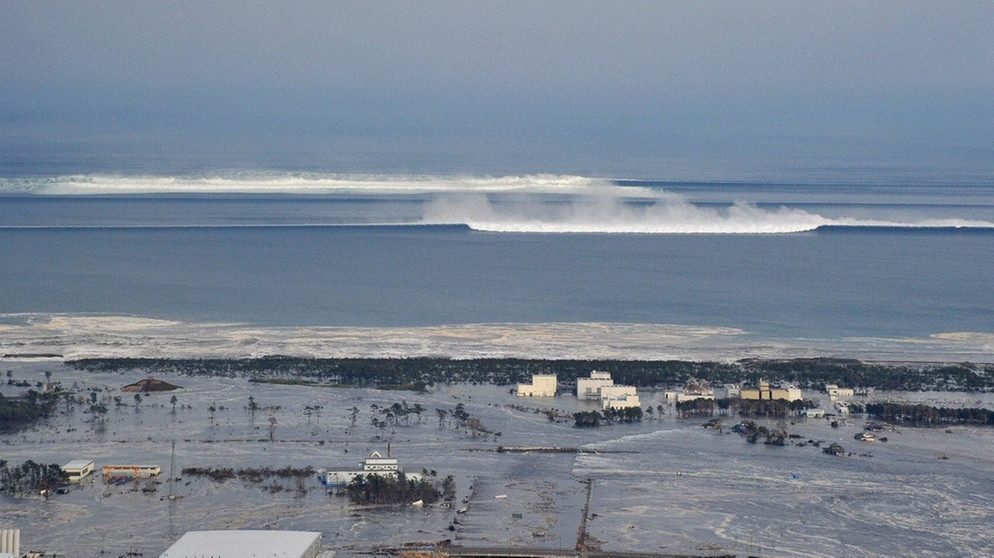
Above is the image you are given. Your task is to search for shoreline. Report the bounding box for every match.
[1,314,992,364]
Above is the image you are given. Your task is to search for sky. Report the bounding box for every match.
[2,1,993,179]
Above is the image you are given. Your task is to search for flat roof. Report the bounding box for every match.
[160,530,321,558]
[62,459,93,469]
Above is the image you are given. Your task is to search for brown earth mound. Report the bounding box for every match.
[121,377,182,392]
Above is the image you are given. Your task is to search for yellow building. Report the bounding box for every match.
[740,379,802,402]
[61,459,95,482]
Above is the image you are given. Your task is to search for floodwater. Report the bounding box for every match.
[2,360,994,557]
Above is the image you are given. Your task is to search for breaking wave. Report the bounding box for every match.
[0,172,610,196]
[3,172,993,234]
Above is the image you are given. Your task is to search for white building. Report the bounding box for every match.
[319,451,422,487]
[516,374,557,397]
[0,529,20,557]
[602,392,641,410]
[577,370,614,400]
[599,385,640,409]
[61,459,94,482]
[664,379,715,403]
[713,383,740,399]
[160,530,322,558]
[825,384,855,400]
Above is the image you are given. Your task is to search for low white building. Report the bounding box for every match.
[825,384,855,400]
[160,530,322,558]
[602,392,641,410]
[577,370,614,400]
[516,374,557,397]
[61,459,94,482]
[599,385,640,410]
[319,451,422,487]
[713,383,740,399]
[664,379,716,402]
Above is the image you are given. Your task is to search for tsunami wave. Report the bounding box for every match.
[418,194,994,234]
[0,172,612,195]
[4,172,993,234]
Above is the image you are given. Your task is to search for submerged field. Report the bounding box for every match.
[3,360,994,557]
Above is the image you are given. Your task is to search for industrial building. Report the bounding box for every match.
[574,371,639,409]
[159,530,323,558]
[101,464,160,479]
[0,529,20,557]
[740,379,802,402]
[577,370,614,400]
[664,379,716,402]
[599,385,640,410]
[825,384,855,400]
[318,450,422,487]
[516,374,557,397]
[61,459,94,482]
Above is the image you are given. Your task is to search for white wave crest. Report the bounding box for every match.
[422,193,831,234]
[0,173,615,196]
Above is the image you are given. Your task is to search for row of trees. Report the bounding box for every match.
[0,391,59,433]
[68,356,994,392]
[181,465,315,483]
[865,402,994,426]
[731,420,787,446]
[345,471,454,505]
[674,397,817,419]
[573,406,644,427]
[0,459,67,495]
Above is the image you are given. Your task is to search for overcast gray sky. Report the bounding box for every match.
[2,1,993,178]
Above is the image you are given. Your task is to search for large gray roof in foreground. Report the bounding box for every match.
[159,530,321,558]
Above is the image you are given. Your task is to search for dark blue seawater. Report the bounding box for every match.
[1,195,991,339]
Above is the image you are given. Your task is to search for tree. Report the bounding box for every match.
[574,411,602,427]
[170,395,178,413]
[435,408,448,427]
[452,403,469,426]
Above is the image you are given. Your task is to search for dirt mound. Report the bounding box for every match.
[121,377,182,392]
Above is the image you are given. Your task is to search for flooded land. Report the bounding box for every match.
[3,360,994,557]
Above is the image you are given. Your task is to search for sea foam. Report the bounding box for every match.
[2,314,992,363]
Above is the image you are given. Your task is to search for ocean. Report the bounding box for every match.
[3,173,994,557]
[1,173,992,361]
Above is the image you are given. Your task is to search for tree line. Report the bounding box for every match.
[0,459,67,495]
[67,356,994,392]
[345,471,455,506]
[864,402,994,426]
[0,390,59,433]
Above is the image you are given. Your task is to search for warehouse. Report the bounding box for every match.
[61,459,94,482]
[159,530,323,558]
